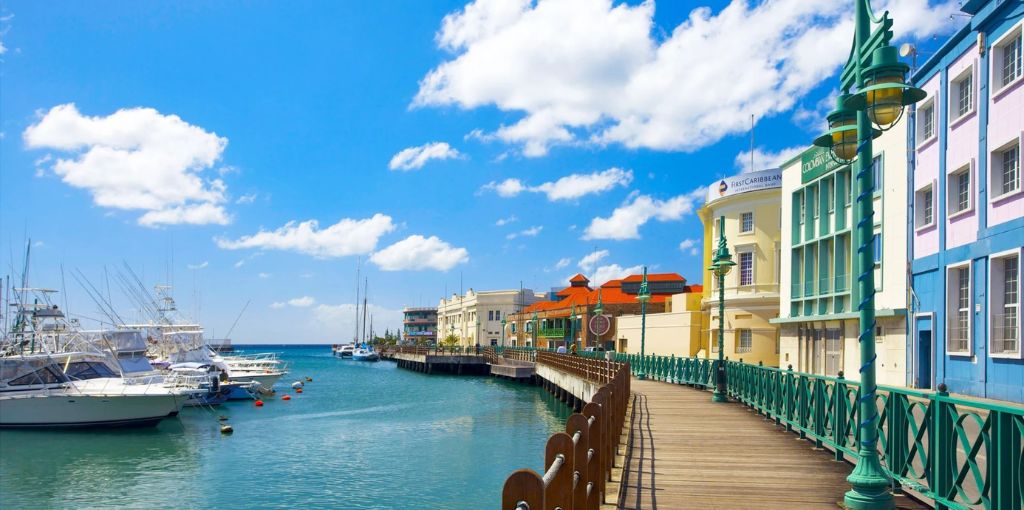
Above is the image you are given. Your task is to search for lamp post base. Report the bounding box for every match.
[636,371,647,380]
[843,455,895,510]
[711,391,728,403]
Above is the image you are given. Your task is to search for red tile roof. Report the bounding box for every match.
[621,272,686,283]
[569,273,589,283]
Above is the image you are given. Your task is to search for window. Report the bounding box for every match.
[993,142,1020,198]
[827,180,835,212]
[488,310,493,321]
[951,69,973,119]
[495,310,501,321]
[799,192,806,223]
[739,251,754,286]
[844,170,852,206]
[871,156,882,194]
[740,212,754,233]
[9,367,64,386]
[711,331,719,352]
[872,233,882,266]
[875,325,885,343]
[947,264,971,355]
[949,167,972,215]
[994,27,1022,93]
[915,184,935,229]
[812,187,819,218]
[992,252,1021,357]
[919,102,935,141]
[737,329,752,354]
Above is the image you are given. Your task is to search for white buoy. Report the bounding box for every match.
[291,381,304,389]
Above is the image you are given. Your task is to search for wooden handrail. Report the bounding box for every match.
[502,353,630,509]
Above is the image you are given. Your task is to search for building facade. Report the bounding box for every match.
[402,307,437,345]
[774,117,911,386]
[436,288,544,348]
[909,0,1024,401]
[697,168,783,367]
[615,291,704,357]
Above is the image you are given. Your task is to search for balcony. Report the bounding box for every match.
[991,313,1020,356]
[403,318,436,324]
[539,327,565,338]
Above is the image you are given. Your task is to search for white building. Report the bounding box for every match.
[437,288,544,347]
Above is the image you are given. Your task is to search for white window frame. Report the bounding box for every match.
[989,134,1023,203]
[737,329,752,354]
[989,248,1023,359]
[739,212,754,234]
[947,161,975,220]
[946,261,973,357]
[916,98,937,148]
[991,20,1024,100]
[949,64,976,126]
[871,155,884,196]
[737,247,755,287]
[915,181,937,232]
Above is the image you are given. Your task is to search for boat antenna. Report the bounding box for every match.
[223,299,250,342]
[354,257,361,343]
[361,278,368,343]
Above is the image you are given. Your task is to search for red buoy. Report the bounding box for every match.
[255,400,264,407]
[282,395,291,401]
[295,388,303,394]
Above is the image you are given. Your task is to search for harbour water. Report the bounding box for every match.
[0,345,572,509]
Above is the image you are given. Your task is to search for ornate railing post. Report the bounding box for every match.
[931,384,954,509]
[834,371,848,462]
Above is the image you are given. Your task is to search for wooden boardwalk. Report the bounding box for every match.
[619,379,929,510]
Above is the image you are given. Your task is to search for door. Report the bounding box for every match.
[917,331,932,389]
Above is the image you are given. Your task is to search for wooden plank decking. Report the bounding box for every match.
[619,379,929,510]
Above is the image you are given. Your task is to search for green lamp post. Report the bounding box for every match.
[708,216,735,403]
[635,267,651,380]
[569,304,578,352]
[811,3,924,508]
[593,289,604,348]
[500,317,506,348]
[531,311,538,349]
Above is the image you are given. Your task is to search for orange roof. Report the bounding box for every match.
[569,273,589,283]
[684,284,703,293]
[621,272,686,283]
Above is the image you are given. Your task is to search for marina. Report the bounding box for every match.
[0,345,573,509]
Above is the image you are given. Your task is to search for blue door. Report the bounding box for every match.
[915,316,933,389]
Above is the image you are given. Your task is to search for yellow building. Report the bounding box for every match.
[616,290,705,357]
[697,168,782,366]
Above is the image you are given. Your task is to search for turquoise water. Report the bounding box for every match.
[0,346,572,509]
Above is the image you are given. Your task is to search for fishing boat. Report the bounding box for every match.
[336,345,355,358]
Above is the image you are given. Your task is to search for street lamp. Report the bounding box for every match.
[810,4,924,508]
[635,266,651,380]
[569,304,578,352]
[500,317,506,348]
[593,289,604,348]
[531,311,538,349]
[708,216,735,403]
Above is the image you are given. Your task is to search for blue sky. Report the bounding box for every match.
[0,0,961,343]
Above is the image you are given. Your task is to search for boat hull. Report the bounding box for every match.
[0,393,183,429]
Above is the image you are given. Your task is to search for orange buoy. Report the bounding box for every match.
[295,388,303,394]
[255,400,264,407]
[282,395,291,401]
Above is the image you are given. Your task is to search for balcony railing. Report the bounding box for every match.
[538,327,565,338]
[991,312,1019,355]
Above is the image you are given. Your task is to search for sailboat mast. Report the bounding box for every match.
[353,258,361,343]
[361,278,368,343]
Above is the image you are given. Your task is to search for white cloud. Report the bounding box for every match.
[288,296,316,307]
[678,238,700,256]
[389,142,462,171]
[554,257,572,270]
[236,193,258,204]
[482,178,527,197]
[495,215,518,226]
[416,0,958,156]
[186,261,209,270]
[583,189,703,240]
[482,168,631,201]
[215,214,396,258]
[270,302,286,309]
[370,235,469,271]
[734,145,806,173]
[578,249,609,273]
[24,103,231,227]
[590,264,642,286]
[313,303,404,337]
[258,272,271,279]
[506,225,543,239]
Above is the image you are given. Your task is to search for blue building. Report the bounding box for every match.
[908,0,1023,402]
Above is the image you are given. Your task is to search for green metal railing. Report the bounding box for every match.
[614,352,1024,509]
[538,328,566,338]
